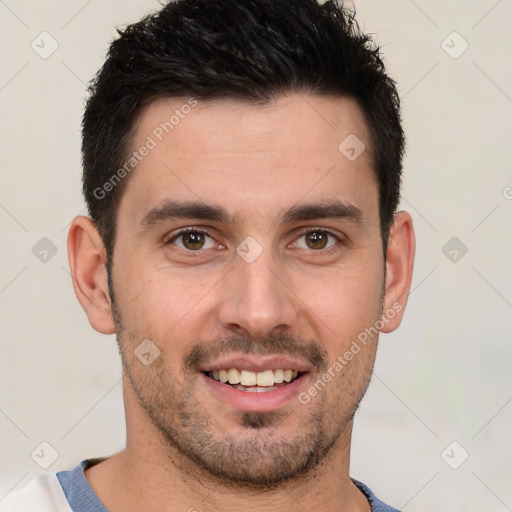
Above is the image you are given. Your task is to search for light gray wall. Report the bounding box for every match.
[1,1,511,509]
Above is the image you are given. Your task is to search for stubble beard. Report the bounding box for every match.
[111,300,376,489]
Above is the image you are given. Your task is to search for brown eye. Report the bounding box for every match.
[295,230,339,251]
[305,231,328,249]
[168,230,216,251]
[182,231,205,250]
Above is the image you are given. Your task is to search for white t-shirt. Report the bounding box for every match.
[0,472,73,512]
[0,459,108,512]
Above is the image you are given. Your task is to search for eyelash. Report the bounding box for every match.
[166,227,343,255]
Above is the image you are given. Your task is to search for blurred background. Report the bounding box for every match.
[1,1,511,510]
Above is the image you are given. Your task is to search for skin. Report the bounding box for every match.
[68,93,415,512]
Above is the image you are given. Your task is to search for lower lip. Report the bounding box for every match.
[201,372,309,412]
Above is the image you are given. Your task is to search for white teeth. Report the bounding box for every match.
[210,368,301,386]
[274,369,284,383]
[232,384,280,393]
[227,368,241,385]
[256,369,274,387]
[240,370,257,386]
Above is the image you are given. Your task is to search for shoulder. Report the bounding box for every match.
[0,472,72,512]
[353,479,402,512]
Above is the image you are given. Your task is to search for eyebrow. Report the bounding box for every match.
[139,198,365,230]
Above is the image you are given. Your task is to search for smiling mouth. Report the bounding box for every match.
[205,368,303,393]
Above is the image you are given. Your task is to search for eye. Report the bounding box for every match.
[167,229,217,251]
[166,227,342,255]
[294,229,340,251]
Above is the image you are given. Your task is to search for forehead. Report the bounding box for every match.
[118,93,377,227]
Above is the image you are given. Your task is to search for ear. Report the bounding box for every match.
[380,210,415,333]
[67,216,116,334]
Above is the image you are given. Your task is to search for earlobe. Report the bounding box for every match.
[67,216,116,335]
[380,211,415,333]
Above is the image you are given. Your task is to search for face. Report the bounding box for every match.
[109,94,386,487]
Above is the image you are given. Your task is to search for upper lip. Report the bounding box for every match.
[199,355,311,373]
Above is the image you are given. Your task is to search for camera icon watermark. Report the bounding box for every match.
[503,186,512,200]
[338,134,366,162]
[442,236,468,263]
[31,31,59,59]
[134,339,161,366]
[441,441,469,469]
[441,31,469,60]
[236,236,263,264]
[31,441,59,469]
[32,237,58,263]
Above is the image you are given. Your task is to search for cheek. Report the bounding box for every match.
[304,283,381,408]
[296,266,383,395]
[299,265,383,330]
[114,255,192,317]
[113,259,218,359]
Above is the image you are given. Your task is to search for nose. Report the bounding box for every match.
[217,247,298,340]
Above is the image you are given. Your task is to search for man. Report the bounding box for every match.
[1,0,414,510]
